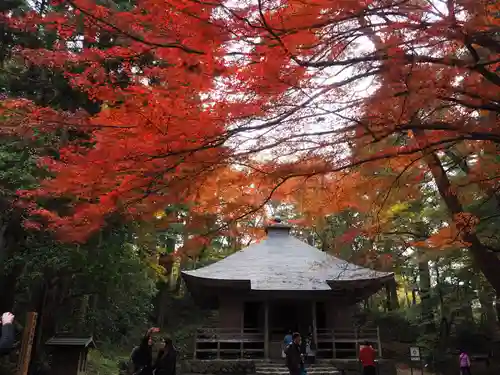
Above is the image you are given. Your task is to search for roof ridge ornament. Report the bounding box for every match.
[265,216,291,235]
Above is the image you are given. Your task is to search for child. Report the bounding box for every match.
[459,350,471,375]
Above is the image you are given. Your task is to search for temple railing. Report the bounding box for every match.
[193,326,381,360]
[194,328,265,359]
[316,327,381,359]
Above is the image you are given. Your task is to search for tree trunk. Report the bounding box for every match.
[496,298,500,326]
[155,236,176,327]
[478,283,496,327]
[0,269,20,313]
[385,283,391,311]
[387,279,399,310]
[155,284,167,328]
[356,19,500,307]
[401,274,412,308]
[416,132,500,316]
[155,266,172,328]
[75,294,90,334]
[459,284,474,323]
[418,257,435,332]
[411,289,417,305]
[88,294,99,334]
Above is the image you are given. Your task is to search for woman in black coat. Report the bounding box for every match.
[154,337,177,375]
[131,328,157,375]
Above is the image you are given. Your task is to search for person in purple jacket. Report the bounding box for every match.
[0,312,15,355]
[459,350,472,375]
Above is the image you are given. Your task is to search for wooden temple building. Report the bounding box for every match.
[181,219,394,360]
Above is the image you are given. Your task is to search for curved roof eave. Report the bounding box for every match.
[181,271,251,289]
[326,272,395,287]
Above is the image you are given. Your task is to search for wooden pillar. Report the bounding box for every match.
[193,333,197,359]
[240,304,244,358]
[376,326,382,357]
[264,300,269,359]
[332,329,336,359]
[355,327,359,360]
[17,312,37,375]
[311,301,318,354]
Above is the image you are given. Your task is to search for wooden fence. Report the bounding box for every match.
[316,327,381,359]
[193,326,381,360]
[194,328,265,359]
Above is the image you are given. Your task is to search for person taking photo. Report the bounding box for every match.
[0,312,15,355]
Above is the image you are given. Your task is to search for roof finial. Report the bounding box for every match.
[265,215,291,235]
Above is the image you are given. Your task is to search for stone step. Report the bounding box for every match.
[256,366,337,368]
[257,367,337,371]
[256,363,332,367]
[256,364,340,375]
[256,371,340,375]
[256,371,340,374]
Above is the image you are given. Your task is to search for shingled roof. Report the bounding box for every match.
[182,220,393,292]
[46,336,96,348]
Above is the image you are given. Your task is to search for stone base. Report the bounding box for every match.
[181,359,256,375]
[256,362,339,375]
[180,359,396,375]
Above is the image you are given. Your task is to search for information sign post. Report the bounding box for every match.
[409,346,424,375]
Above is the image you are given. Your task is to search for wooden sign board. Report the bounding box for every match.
[16,312,38,375]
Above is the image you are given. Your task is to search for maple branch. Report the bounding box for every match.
[180,173,302,251]
[400,122,500,144]
[178,139,487,250]
[455,175,500,188]
[382,231,422,239]
[65,0,204,54]
[438,95,500,114]
[257,138,469,184]
[413,129,500,286]
[248,8,500,89]
[228,68,381,135]
[251,0,419,71]
[374,153,427,223]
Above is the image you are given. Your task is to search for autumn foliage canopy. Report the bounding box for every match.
[0,0,499,272]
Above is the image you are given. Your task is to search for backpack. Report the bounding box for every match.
[131,346,140,362]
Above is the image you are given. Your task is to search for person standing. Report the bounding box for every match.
[283,330,293,358]
[285,333,304,375]
[154,337,177,375]
[359,341,376,375]
[459,350,472,375]
[131,328,159,375]
[306,330,316,365]
[0,312,15,355]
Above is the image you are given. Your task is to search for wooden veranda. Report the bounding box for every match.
[193,326,382,360]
